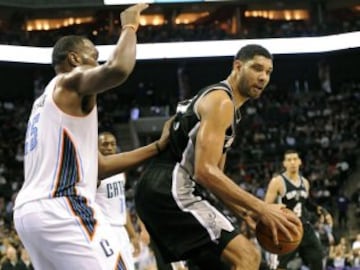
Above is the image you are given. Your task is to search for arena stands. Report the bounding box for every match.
[0,0,360,269]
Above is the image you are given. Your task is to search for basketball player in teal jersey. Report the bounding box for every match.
[264,149,332,270]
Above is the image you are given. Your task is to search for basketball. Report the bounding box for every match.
[255,208,303,255]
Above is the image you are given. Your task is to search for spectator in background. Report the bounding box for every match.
[1,245,20,270]
[336,190,350,229]
[17,248,34,270]
[353,234,360,252]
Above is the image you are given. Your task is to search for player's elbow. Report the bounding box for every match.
[194,163,216,186]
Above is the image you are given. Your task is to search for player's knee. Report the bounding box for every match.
[231,242,261,269]
[222,235,261,269]
[246,244,261,266]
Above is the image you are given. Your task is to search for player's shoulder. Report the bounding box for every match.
[270,174,283,183]
[203,88,233,101]
[300,175,309,182]
[301,176,310,188]
[57,66,90,88]
[198,89,234,117]
[267,174,284,190]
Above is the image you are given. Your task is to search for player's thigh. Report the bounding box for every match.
[14,205,105,270]
[14,214,56,270]
[221,234,261,269]
[14,199,122,270]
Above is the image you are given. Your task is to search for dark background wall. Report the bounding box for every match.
[0,48,359,101]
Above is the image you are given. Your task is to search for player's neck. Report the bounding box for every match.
[226,77,248,109]
[284,171,299,181]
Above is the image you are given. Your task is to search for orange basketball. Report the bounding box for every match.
[255,208,303,255]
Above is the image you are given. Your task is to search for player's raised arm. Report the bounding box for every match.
[60,3,149,96]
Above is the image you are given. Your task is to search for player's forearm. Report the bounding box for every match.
[99,142,158,178]
[105,28,137,84]
[195,165,266,216]
[224,201,256,219]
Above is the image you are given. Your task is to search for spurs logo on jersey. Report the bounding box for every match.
[285,190,308,201]
[96,173,127,226]
[280,174,309,220]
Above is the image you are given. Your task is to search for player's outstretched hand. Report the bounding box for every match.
[258,203,302,245]
[243,214,257,231]
[120,3,149,31]
[157,116,175,151]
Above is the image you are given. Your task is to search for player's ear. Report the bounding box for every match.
[233,59,242,71]
[68,51,81,67]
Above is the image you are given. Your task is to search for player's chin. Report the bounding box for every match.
[249,89,263,99]
[250,92,262,99]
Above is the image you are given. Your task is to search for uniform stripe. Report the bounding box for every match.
[66,196,98,240]
[52,129,81,197]
[114,252,127,270]
[50,127,64,197]
[51,129,96,239]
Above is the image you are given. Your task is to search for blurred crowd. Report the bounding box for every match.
[0,73,360,270]
[0,11,360,47]
[0,9,360,266]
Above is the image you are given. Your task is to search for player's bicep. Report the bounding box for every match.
[196,120,226,166]
[195,91,233,169]
[264,178,281,203]
[303,178,310,192]
[62,65,127,96]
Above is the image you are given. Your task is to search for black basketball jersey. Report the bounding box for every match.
[168,80,241,166]
[135,81,242,260]
[279,174,310,222]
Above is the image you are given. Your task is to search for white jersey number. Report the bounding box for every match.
[293,202,302,218]
[24,113,40,155]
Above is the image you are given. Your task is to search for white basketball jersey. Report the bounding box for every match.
[96,173,127,226]
[15,76,98,208]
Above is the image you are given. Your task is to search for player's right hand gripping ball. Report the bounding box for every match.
[255,208,303,255]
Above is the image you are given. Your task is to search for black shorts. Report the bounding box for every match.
[135,161,239,263]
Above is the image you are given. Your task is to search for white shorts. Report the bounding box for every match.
[112,225,135,270]
[14,197,127,270]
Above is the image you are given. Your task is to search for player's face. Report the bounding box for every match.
[79,39,99,67]
[237,55,273,99]
[283,153,302,174]
[98,134,117,156]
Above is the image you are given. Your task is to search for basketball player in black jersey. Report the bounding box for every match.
[135,45,301,270]
[264,149,332,270]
